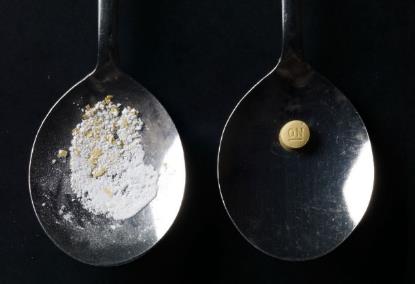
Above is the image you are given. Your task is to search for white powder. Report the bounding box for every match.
[69,96,158,220]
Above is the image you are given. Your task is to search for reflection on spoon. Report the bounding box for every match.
[150,137,186,239]
[343,142,374,225]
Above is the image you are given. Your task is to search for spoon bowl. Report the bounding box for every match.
[29,0,186,266]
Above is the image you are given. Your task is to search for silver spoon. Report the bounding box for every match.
[29,0,186,266]
[217,0,374,261]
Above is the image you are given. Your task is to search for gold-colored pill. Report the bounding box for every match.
[279,120,310,150]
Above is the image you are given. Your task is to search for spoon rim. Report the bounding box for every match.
[216,60,375,261]
[28,68,187,266]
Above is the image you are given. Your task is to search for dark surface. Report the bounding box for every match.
[0,0,412,283]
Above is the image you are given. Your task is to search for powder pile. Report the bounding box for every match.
[69,96,158,220]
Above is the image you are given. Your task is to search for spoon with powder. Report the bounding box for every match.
[217,0,374,260]
[29,0,186,266]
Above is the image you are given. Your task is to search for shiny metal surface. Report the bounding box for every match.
[217,0,374,261]
[29,0,186,266]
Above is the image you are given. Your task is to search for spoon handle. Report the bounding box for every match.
[97,0,119,68]
[281,0,304,60]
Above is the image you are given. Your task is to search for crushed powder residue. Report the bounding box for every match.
[69,96,159,220]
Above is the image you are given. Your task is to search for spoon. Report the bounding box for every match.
[217,0,374,261]
[29,0,186,266]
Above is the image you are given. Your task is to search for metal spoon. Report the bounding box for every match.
[29,0,186,266]
[217,0,374,261]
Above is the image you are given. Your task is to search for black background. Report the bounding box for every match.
[0,0,412,283]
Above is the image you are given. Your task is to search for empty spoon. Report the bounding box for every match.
[217,0,374,261]
[29,0,186,266]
